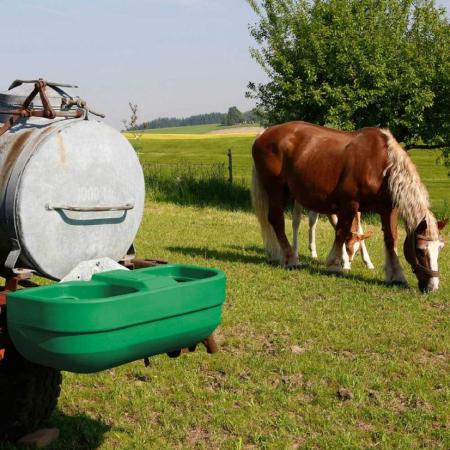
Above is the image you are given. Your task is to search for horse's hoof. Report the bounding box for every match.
[286,263,302,270]
[385,272,408,286]
[366,263,375,270]
[327,265,343,274]
[267,259,281,267]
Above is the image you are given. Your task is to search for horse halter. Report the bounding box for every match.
[404,233,440,279]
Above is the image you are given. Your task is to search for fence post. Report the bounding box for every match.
[227,149,233,184]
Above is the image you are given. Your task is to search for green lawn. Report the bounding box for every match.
[2,136,448,450]
[7,202,447,450]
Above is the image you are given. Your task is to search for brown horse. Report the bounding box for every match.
[251,121,447,292]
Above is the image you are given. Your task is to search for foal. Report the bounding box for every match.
[292,206,374,269]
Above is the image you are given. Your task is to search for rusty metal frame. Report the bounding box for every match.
[0,79,84,139]
[0,271,35,361]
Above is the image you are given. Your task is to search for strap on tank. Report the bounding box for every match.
[4,239,21,271]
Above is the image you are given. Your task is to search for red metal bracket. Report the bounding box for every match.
[0,272,34,360]
[0,79,83,138]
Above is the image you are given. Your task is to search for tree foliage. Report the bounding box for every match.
[140,112,225,130]
[134,109,259,130]
[247,0,450,150]
[122,103,140,133]
[222,106,244,125]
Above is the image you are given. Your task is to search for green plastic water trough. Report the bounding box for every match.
[6,264,226,373]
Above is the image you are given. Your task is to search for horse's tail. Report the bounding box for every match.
[251,162,282,262]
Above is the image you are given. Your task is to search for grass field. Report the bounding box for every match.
[5,202,447,450]
[2,130,449,450]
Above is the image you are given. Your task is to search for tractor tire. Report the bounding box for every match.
[0,345,62,441]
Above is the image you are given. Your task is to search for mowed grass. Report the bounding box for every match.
[2,133,448,449]
[8,202,447,450]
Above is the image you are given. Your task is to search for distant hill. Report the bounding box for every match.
[132,108,259,131]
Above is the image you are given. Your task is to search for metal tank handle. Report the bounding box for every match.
[46,203,134,212]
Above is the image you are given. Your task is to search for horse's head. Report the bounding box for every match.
[404,217,447,293]
[346,231,373,261]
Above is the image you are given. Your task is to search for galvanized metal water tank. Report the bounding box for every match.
[0,84,145,280]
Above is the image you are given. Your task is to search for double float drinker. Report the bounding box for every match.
[8,264,226,373]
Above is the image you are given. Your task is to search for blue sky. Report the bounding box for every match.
[0,0,448,129]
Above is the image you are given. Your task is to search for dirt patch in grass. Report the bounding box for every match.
[207,126,264,135]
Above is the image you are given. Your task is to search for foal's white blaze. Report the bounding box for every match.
[426,240,444,292]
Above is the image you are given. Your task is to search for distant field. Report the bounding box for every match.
[127,133,257,141]
[137,123,260,135]
[135,134,255,178]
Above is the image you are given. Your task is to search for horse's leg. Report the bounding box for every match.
[380,209,407,284]
[267,187,299,268]
[308,211,319,258]
[328,214,338,228]
[292,202,302,259]
[326,207,357,272]
[355,212,375,269]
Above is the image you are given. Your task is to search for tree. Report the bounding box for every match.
[247,0,450,154]
[222,106,244,126]
[122,102,142,152]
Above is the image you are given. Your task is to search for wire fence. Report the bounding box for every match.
[142,159,250,210]
[142,161,227,180]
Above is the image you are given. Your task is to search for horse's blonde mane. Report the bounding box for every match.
[381,129,438,237]
[255,128,266,139]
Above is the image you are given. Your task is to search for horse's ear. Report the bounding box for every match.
[437,218,448,230]
[350,231,373,242]
[356,231,373,241]
[416,219,427,235]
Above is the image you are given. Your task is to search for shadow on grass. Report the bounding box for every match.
[167,245,266,265]
[46,410,110,450]
[167,244,399,289]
